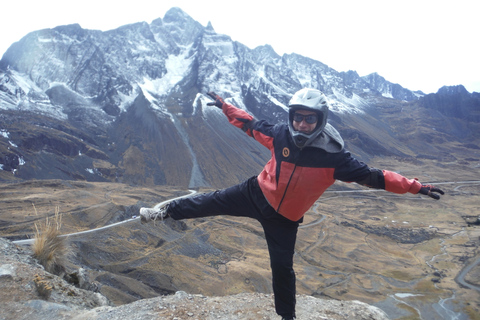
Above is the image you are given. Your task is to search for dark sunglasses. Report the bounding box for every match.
[293,113,318,124]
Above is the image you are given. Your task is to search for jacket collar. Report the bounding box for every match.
[307,123,344,153]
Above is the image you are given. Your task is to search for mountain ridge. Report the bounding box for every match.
[0,7,479,188]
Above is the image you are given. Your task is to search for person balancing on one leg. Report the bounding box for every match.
[140,89,444,320]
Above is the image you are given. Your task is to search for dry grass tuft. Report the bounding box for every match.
[33,273,53,299]
[32,205,70,276]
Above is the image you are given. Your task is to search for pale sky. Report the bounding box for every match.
[1,0,479,94]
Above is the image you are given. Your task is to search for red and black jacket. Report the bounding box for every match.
[221,102,422,222]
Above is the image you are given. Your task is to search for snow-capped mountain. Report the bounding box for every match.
[0,7,478,187]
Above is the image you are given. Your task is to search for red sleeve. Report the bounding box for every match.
[220,102,275,150]
[221,103,255,136]
[383,170,422,194]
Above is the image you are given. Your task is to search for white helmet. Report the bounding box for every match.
[288,88,329,148]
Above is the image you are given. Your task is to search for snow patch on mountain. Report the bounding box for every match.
[382,92,393,99]
[0,128,19,149]
[139,47,194,105]
[205,39,235,57]
[203,32,235,56]
[192,94,203,116]
[117,90,138,113]
[203,73,242,105]
[0,71,67,119]
[267,94,288,112]
[331,88,367,113]
[9,70,40,95]
[0,129,10,139]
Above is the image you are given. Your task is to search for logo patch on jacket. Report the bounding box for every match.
[282,147,290,157]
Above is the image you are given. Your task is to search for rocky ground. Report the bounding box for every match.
[0,237,389,320]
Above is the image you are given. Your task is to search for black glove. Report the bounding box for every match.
[418,184,445,200]
[206,92,225,109]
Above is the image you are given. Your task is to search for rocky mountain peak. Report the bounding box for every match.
[164,6,196,23]
[437,84,470,95]
[205,21,215,33]
[420,84,480,121]
[362,72,423,100]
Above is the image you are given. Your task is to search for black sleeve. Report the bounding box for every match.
[355,168,386,189]
[333,151,386,189]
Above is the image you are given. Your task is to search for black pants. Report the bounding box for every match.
[168,176,299,318]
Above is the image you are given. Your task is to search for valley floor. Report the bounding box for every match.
[1,157,479,319]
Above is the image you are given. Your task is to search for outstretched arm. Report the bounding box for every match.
[206,91,255,136]
[206,91,280,150]
[334,153,445,200]
[357,168,445,200]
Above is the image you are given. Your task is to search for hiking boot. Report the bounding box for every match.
[140,204,169,224]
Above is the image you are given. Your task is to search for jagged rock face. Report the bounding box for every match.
[0,7,479,187]
[421,85,480,121]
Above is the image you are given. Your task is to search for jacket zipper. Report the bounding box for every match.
[276,146,302,212]
[276,164,297,212]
